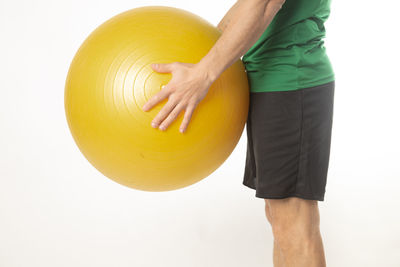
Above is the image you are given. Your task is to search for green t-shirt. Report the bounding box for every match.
[242,0,335,92]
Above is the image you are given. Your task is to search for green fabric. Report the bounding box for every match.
[242,0,335,92]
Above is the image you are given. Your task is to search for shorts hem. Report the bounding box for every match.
[242,180,325,201]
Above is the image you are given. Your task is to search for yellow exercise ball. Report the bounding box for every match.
[65,6,249,192]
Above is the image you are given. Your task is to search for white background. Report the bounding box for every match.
[1,0,399,266]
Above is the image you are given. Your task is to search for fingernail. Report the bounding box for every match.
[159,125,166,131]
[179,128,184,133]
[151,122,157,128]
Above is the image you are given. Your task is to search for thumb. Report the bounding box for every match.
[151,63,173,73]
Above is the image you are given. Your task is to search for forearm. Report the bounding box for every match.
[216,0,242,33]
[198,0,285,82]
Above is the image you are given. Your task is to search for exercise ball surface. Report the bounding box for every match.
[65,6,249,191]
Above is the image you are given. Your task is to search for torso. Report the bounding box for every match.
[243,0,335,92]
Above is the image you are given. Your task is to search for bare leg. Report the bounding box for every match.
[265,201,285,267]
[265,197,326,267]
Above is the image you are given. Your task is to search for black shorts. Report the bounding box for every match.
[242,81,335,201]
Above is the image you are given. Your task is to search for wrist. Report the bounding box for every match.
[197,54,222,84]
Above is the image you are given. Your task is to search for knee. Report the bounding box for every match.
[264,200,273,224]
[266,197,320,250]
[271,219,305,250]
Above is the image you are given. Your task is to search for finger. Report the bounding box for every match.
[151,63,174,73]
[158,102,185,131]
[151,97,178,128]
[179,62,193,67]
[179,103,196,133]
[142,85,170,111]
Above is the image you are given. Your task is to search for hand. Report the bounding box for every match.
[142,62,213,133]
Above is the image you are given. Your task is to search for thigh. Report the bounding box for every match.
[266,197,320,226]
[297,81,335,199]
[243,81,335,201]
[248,89,303,196]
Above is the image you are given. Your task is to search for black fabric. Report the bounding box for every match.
[243,81,335,201]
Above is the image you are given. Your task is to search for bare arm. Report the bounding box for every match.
[199,0,286,82]
[142,0,286,132]
[216,1,242,33]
